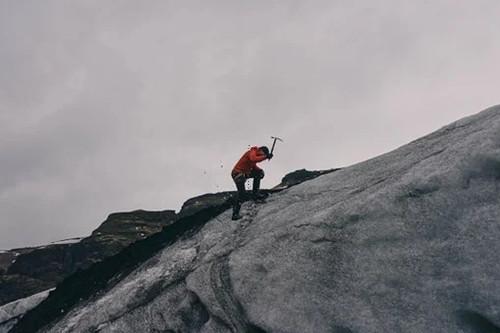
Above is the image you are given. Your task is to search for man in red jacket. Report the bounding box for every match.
[231,146,273,220]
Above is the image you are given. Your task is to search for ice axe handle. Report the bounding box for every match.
[271,140,277,155]
[270,136,283,156]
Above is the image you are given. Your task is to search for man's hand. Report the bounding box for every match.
[268,153,274,160]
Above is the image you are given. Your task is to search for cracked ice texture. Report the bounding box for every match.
[45,106,500,332]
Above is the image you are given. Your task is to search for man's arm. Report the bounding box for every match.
[248,149,268,163]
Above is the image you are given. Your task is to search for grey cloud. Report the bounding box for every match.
[1,0,500,248]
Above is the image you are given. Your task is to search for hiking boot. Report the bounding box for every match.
[252,192,268,202]
[232,212,242,221]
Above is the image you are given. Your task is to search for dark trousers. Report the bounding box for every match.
[231,169,264,216]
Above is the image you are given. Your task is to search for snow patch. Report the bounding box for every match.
[49,238,83,245]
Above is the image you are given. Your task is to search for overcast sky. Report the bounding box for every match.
[1,0,499,249]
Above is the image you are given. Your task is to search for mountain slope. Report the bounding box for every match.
[14,106,500,333]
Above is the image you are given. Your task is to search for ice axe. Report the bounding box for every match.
[270,136,283,157]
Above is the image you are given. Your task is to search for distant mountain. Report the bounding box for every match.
[0,209,176,307]
[12,107,500,332]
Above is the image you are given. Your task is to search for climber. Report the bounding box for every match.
[231,146,273,220]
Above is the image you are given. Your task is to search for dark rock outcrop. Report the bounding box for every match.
[273,168,340,188]
[179,192,234,218]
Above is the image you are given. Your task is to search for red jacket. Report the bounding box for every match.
[232,146,268,175]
